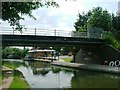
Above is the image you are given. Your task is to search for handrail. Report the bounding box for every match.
[0,27,112,39]
[1,27,73,37]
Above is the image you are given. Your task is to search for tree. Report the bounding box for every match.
[112,14,120,39]
[1,1,58,32]
[112,14,117,31]
[2,47,29,59]
[74,12,91,32]
[87,7,112,31]
[74,7,112,32]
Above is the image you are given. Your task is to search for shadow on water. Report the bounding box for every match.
[71,70,120,88]
[2,60,120,89]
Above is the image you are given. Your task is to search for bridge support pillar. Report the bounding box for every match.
[74,46,103,64]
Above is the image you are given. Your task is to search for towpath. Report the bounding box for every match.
[0,66,14,89]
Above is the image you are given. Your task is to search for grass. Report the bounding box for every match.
[3,64,16,70]
[62,58,73,62]
[9,70,30,89]
[10,76,29,88]
[2,62,30,89]
[0,74,2,81]
[3,61,17,70]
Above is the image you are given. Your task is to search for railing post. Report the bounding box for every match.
[12,27,14,35]
[69,31,71,37]
[35,28,36,36]
[54,29,56,36]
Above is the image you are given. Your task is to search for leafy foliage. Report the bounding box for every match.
[74,7,120,50]
[2,47,29,59]
[1,1,58,32]
[74,7,112,32]
[112,14,120,31]
[111,14,120,40]
[104,32,120,50]
[87,7,112,31]
[74,12,91,31]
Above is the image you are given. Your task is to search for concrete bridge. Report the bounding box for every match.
[1,27,106,46]
[2,34,105,47]
[1,27,120,67]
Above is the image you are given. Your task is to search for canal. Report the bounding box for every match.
[2,59,120,88]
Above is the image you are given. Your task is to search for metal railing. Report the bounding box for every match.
[71,31,105,39]
[1,27,73,37]
[0,27,109,39]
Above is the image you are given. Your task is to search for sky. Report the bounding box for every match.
[1,0,119,31]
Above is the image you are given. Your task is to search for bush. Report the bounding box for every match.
[2,47,29,59]
[104,32,120,51]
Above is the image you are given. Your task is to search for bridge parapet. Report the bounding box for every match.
[72,27,105,39]
[1,27,72,37]
[1,27,107,39]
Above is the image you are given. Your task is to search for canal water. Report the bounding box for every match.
[2,59,120,88]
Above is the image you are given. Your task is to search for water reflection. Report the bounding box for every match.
[17,61,74,88]
[71,70,119,88]
[3,60,120,88]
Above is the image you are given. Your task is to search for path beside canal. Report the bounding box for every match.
[35,59,120,74]
[1,66,14,89]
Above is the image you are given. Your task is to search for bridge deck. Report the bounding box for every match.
[2,34,105,46]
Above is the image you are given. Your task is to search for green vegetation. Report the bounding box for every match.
[74,7,114,32]
[2,47,29,59]
[3,63,16,70]
[62,58,73,62]
[3,61,27,70]
[87,7,112,31]
[74,7,120,51]
[3,61,18,70]
[10,70,30,88]
[0,73,2,81]
[2,62,30,88]
[105,32,120,50]
[10,76,29,88]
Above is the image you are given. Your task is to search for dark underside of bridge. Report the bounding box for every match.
[2,35,120,63]
[2,35,105,47]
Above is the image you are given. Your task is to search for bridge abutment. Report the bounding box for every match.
[74,44,120,66]
[74,46,103,64]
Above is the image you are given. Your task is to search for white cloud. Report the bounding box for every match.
[1,0,119,36]
[48,1,85,16]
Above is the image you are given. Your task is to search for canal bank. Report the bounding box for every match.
[2,64,30,89]
[3,59,120,88]
[1,66,14,89]
[35,59,120,74]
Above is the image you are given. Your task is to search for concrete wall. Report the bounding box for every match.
[72,27,103,38]
[74,44,120,65]
[75,46,103,64]
[71,31,87,38]
[87,27,103,39]
[99,44,120,63]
